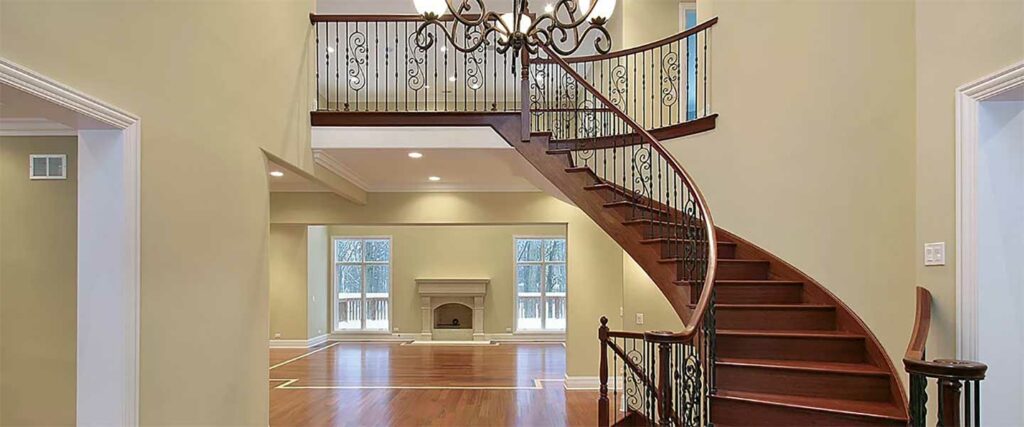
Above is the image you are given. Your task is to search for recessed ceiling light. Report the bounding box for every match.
[428,176,441,182]
[408,152,423,159]
[544,3,554,13]
[326,46,335,53]
[440,46,448,52]
[269,171,284,177]
[448,76,457,82]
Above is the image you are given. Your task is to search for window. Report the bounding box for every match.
[515,238,567,332]
[680,3,698,120]
[333,237,391,332]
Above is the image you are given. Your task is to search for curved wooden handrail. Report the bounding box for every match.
[534,17,718,64]
[904,286,932,361]
[540,44,718,342]
[903,286,987,380]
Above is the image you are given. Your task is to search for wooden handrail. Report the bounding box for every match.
[534,17,719,64]
[903,285,988,427]
[904,286,932,362]
[539,44,718,341]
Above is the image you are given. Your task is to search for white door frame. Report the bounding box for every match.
[955,60,1024,360]
[0,57,140,426]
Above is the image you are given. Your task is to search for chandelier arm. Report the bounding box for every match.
[539,24,611,56]
[545,0,602,29]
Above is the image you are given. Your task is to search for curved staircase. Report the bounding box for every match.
[310,14,910,426]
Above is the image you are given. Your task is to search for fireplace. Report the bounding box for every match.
[416,278,488,341]
[434,303,472,329]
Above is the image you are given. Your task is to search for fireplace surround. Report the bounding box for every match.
[415,278,488,341]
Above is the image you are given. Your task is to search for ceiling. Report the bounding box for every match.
[266,158,329,193]
[316,147,545,192]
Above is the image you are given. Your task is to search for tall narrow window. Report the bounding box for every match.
[515,238,567,332]
[333,237,391,332]
[681,4,698,120]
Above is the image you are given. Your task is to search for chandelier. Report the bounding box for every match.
[412,0,616,56]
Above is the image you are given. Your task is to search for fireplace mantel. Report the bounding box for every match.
[415,278,489,341]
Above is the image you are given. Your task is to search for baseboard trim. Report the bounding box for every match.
[485,333,566,342]
[563,374,625,390]
[327,332,417,342]
[269,334,329,349]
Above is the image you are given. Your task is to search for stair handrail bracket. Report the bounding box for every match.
[904,287,988,427]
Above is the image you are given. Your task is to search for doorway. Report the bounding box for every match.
[956,61,1024,426]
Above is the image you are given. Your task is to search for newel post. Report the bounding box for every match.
[656,342,672,426]
[520,48,531,142]
[938,378,963,427]
[598,316,610,427]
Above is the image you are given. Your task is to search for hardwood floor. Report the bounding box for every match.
[269,342,599,426]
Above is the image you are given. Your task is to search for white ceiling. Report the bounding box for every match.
[316,147,544,192]
[267,158,329,193]
[311,125,565,194]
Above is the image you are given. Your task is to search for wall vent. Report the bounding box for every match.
[29,154,67,180]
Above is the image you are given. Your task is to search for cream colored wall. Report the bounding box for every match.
[0,136,77,426]
[621,0,683,49]
[271,191,624,376]
[623,254,682,333]
[307,226,329,338]
[669,0,919,373]
[269,225,309,340]
[914,0,1023,362]
[0,1,315,423]
[327,224,566,335]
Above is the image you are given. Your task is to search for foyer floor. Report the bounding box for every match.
[269,342,599,426]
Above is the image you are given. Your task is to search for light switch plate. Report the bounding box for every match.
[924,242,946,266]
[635,313,645,325]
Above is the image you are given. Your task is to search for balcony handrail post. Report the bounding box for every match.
[598,316,610,427]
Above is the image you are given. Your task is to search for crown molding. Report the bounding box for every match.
[313,149,370,191]
[0,118,77,136]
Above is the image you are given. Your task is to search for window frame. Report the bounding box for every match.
[512,236,568,333]
[330,235,393,334]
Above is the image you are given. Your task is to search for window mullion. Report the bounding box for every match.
[361,239,368,331]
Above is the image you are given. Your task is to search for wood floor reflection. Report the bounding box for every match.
[269,342,599,426]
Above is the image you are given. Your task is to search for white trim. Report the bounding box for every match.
[563,374,625,390]
[313,149,370,191]
[485,332,566,342]
[1,57,141,426]
[327,332,418,342]
[269,334,329,349]
[271,377,565,390]
[955,60,1024,361]
[0,118,77,136]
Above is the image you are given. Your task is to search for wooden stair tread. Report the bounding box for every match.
[716,357,889,376]
[674,279,802,286]
[713,390,907,422]
[660,258,767,264]
[713,303,835,310]
[640,237,736,246]
[717,329,864,340]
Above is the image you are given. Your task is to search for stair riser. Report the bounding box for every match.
[717,335,867,363]
[656,242,736,260]
[606,205,674,223]
[716,308,836,331]
[717,365,892,402]
[710,397,904,426]
[716,261,770,280]
[714,284,804,304]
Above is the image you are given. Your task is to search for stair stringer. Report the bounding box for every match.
[713,227,910,417]
[511,133,698,322]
